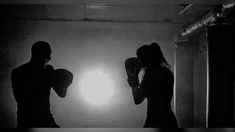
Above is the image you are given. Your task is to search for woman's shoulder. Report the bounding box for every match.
[149,66,173,80]
[149,66,172,74]
[162,66,173,74]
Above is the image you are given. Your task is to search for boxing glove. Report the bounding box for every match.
[125,57,142,87]
[52,69,73,98]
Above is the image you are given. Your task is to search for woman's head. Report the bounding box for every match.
[137,42,169,68]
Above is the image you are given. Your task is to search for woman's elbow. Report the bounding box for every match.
[134,97,145,105]
[58,92,66,98]
[134,101,142,105]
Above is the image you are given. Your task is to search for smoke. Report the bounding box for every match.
[0,19,178,127]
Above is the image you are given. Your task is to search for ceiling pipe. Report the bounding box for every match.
[179,0,235,38]
[179,4,193,15]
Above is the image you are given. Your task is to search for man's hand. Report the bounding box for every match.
[44,64,55,85]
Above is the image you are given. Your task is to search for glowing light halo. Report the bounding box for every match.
[78,69,115,106]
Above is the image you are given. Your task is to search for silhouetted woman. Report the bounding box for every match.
[126,42,178,127]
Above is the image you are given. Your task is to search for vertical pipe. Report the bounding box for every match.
[173,45,177,114]
[206,27,209,128]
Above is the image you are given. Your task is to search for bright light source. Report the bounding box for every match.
[79,69,114,106]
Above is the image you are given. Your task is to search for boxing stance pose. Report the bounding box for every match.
[11,41,73,127]
[125,42,178,128]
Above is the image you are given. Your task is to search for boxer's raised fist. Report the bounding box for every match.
[125,57,142,87]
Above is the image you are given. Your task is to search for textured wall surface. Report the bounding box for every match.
[0,19,178,128]
[175,30,207,127]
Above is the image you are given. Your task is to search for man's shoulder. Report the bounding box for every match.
[12,63,30,75]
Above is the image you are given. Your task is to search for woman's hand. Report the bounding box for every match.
[125,57,142,87]
[127,76,140,87]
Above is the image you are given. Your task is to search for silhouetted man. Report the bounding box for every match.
[11,41,72,128]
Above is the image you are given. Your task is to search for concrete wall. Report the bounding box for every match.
[175,25,235,127]
[0,19,179,127]
[175,30,207,127]
[175,41,194,127]
[192,31,207,127]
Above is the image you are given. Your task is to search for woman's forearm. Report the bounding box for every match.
[131,86,145,105]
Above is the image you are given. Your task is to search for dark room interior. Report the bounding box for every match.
[0,0,234,128]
